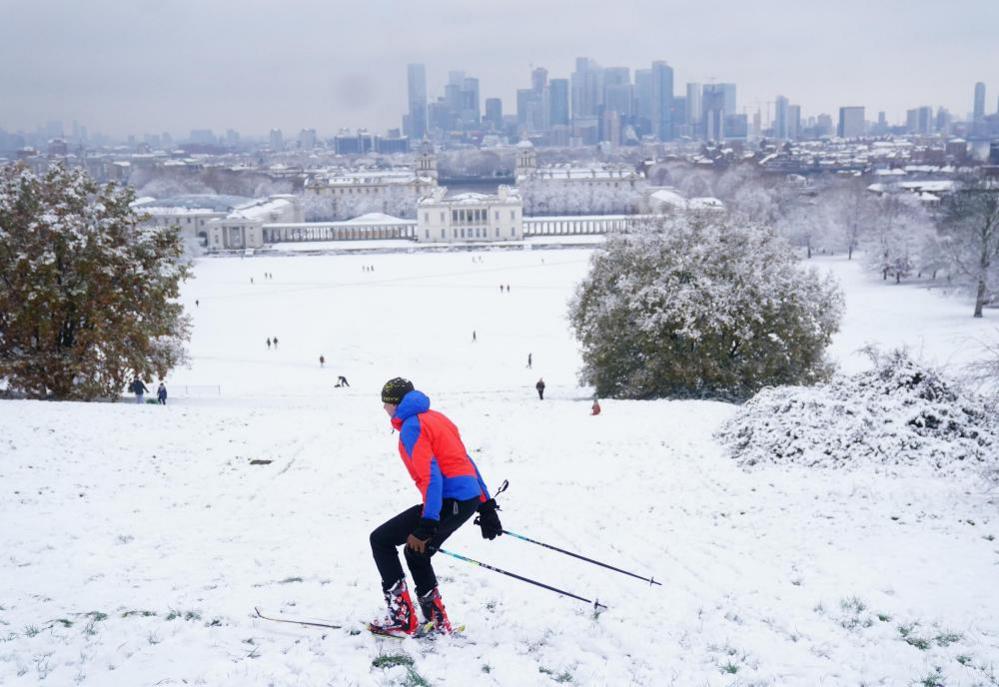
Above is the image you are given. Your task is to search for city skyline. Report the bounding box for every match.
[1,0,998,138]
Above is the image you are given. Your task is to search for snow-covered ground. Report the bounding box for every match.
[2,251,998,686]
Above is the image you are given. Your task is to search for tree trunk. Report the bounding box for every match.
[974,277,986,318]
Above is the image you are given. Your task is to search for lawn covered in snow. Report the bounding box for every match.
[1,249,998,686]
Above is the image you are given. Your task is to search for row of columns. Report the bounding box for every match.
[263,224,418,243]
[523,217,636,236]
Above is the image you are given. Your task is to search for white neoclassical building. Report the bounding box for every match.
[302,140,439,220]
[205,195,302,251]
[415,186,523,243]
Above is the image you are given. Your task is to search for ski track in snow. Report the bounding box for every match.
[1,251,998,686]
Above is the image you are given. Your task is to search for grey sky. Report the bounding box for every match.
[1,0,997,138]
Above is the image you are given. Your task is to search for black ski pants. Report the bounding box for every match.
[370,497,479,597]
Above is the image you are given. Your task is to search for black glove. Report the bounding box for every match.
[411,517,438,542]
[475,498,503,540]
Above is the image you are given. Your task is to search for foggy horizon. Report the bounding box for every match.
[2,0,998,139]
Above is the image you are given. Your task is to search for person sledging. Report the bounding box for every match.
[369,377,503,636]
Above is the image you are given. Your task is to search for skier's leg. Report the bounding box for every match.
[370,504,422,590]
[404,497,479,597]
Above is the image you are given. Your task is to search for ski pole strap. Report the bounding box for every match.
[435,547,607,610]
[502,529,662,587]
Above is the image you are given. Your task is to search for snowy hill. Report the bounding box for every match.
[2,251,998,686]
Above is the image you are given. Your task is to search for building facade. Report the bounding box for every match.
[415,186,523,243]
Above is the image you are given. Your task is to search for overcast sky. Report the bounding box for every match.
[1,0,997,139]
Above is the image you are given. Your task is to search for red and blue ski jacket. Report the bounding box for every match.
[390,390,491,521]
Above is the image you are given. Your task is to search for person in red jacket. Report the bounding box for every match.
[369,378,503,636]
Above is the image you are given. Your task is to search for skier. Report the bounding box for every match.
[129,377,149,404]
[535,378,545,400]
[320,355,325,367]
[369,377,503,636]
[157,382,168,405]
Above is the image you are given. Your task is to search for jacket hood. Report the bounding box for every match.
[393,389,430,423]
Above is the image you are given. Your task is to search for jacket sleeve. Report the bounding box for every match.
[400,419,443,521]
[469,457,491,503]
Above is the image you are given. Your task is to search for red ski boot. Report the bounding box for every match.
[368,579,418,637]
[417,586,453,635]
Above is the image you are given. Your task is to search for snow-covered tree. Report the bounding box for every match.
[938,178,999,318]
[0,164,191,400]
[825,179,874,260]
[863,188,935,283]
[568,215,844,401]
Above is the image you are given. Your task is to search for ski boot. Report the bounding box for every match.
[369,579,418,637]
[417,586,453,635]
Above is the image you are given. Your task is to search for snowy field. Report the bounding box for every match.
[2,249,998,686]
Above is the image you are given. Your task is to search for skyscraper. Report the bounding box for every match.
[838,107,865,138]
[549,79,570,127]
[406,64,428,139]
[774,95,789,139]
[635,69,653,135]
[788,105,801,140]
[531,67,548,94]
[484,98,503,131]
[651,61,674,141]
[685,83,702,127]
[974,82,986,121]
[702,84,727,141]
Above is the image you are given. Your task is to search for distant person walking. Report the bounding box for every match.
[472,330,477,342]
[266,337,272,349]
[195,299,199,307]
[157,383,168,405]
[273,337,279,348]
[591,398,601,416]
[535,378,545,400]
[320,355,325,367]
[129,377,149,404]
[336,375,351,388]
[527,353,532,369]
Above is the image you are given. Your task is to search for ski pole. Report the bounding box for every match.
[499,529,662,587]
[435,547,607,610]
[487,480,660,587]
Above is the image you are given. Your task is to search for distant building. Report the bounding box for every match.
[269,129,284,151]
[774,96,789,139]
[416,186,523,243]
[651,61,674,141]
[974,82,986,122]
[838,107,865,138]
[484,98,503,131]
[702,84,727,141]
[205,195,303,251]
[406,64,428,139]
[298,128,317,150]
[549,79,570,127]
[788,105,802,140]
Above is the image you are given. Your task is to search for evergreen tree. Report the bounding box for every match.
[568,216,844,401]
[0,164,191,399]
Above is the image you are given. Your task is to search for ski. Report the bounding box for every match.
[254,607,343,630]
[367,621,467,640]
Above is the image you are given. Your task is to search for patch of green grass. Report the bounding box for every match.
[877,613,891,622]
[905,636,931,651]
[918,669,944,687]
[840,596,866,614]
[24,625,39,638]
[555,671,573,683]
[52,618,73,628]
[83,611,107,622]
[372,653,414,669]
[165,609,201,622]
[121,610,156,618]
[956,655,973,666]
[720,661,739,674]
[935,632,962,647]
[482,664,492,673]
[403,667,430,687]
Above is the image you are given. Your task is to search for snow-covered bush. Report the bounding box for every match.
[718,349,999,479]
[568,215,844,400]
[0,164,191,400]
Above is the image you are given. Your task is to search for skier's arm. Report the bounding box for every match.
[400,422,443,531]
